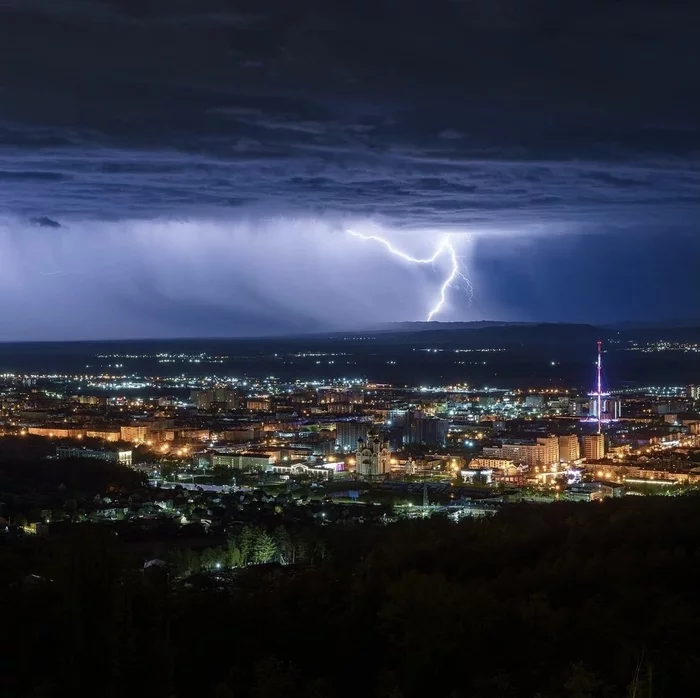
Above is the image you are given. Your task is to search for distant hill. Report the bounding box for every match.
[380,319,700,333]
[603,319,700,330]
[379,321,536,331]
[361,322,607,348]
[348,320,700,350]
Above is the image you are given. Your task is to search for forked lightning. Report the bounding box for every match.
[347,229,472,320]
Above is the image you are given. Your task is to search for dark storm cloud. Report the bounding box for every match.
[0,0,698,337]
[30,216,61,228]
[0,0,698,223]
[1,139,696,227]
[0,170,67,182]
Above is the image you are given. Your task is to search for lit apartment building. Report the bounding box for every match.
[582,433,605,461]
[482,436,559,468]
[468,457,516,470]
[558,435,581,463]
[120,425,149,443]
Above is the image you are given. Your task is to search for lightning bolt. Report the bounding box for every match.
[347,229,473,321]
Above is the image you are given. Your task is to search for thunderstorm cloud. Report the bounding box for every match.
[0,0,698,338]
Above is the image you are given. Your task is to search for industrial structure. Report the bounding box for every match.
[586,340,620,430]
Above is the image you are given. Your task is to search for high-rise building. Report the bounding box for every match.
[606,398,622,420]
[687,385,700,401]
[537,436,560,465]
[191,388,239,410]
[482,436,559,468]
[387,409,449,446]
[215,388,239,409]
[336,420,371,451]
[387,409,409,428]
[582,433,605,461]
[558,435,581,463]
[356,431,391,480]
[191,389,212,410]
[246,398,272,412]
[412,413,450,446]
[589,397,622,421]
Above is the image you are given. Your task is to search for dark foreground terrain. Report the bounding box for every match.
[2,493,699,698]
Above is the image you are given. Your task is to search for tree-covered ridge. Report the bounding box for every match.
[3,495,700,697]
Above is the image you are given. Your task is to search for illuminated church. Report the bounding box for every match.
[355,429,391,480]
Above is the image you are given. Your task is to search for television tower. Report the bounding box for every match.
[588,340,609,433]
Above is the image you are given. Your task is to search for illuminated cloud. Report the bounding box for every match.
[0,216,480,339]
[0,0,697,338]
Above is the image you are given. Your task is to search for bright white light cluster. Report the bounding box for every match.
[347,229,472,320]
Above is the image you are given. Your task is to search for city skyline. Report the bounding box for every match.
[2,5,700,694]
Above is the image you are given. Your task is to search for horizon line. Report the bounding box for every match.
[1,318,699,345]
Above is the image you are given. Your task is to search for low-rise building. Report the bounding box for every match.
[266,461,334,480]
[56,447,132,466]
[211,452,273,471]
[565,480,623,502]
[468,457,516,471]
[120,425,149,443]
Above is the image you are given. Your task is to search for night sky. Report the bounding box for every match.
[0,0,698,340]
